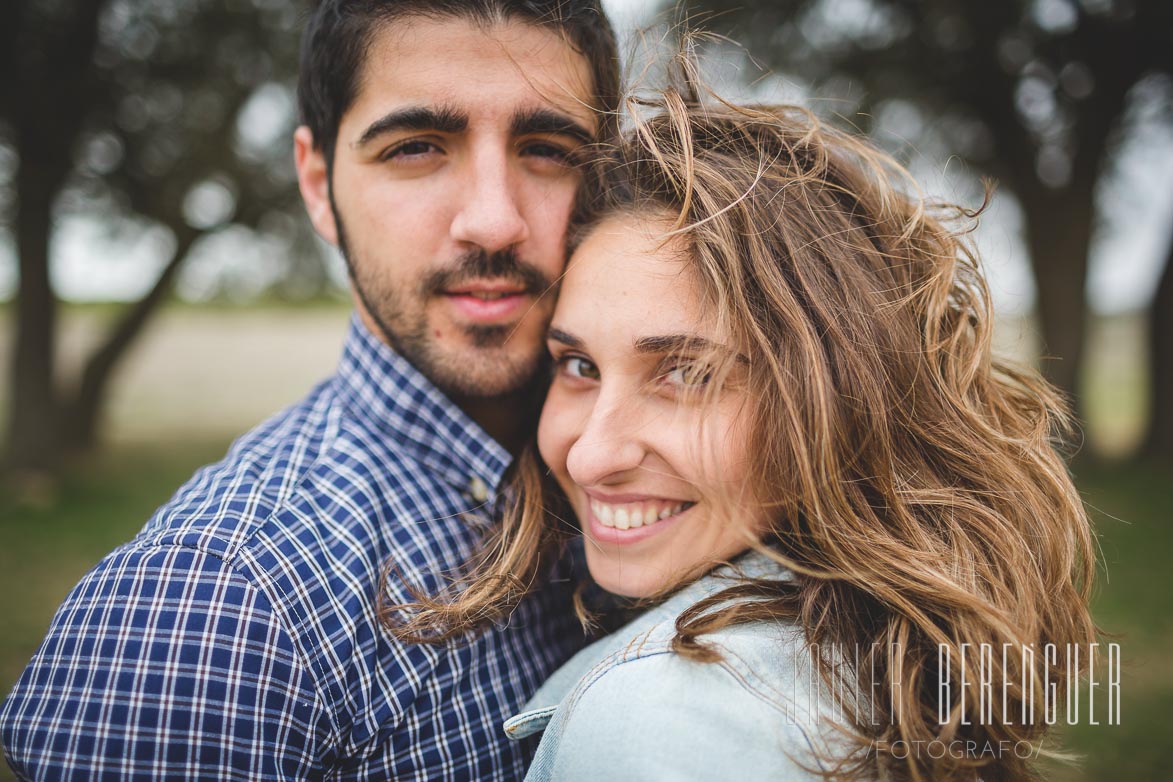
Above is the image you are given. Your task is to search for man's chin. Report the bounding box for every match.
[422,345,541,400]
[362,304,543,399]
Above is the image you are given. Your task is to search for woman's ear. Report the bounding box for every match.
[293,125,339,246]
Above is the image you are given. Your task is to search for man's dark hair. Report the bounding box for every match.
[297,0,620,168]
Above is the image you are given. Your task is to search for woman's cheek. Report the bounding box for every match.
[537,386,576,477]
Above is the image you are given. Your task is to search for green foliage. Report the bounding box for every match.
[1,0,326,296]
[684,0,1173,442]
[2,0,335,471]
[687,0,1173,186]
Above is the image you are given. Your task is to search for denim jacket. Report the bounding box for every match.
[505,551,850,780]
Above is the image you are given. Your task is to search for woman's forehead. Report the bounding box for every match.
[557,215,717,342]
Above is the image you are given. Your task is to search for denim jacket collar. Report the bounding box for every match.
[504,548,791,740]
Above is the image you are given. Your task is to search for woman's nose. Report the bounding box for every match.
[563,394,648,488]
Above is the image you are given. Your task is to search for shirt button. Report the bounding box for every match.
[468,476,489,503]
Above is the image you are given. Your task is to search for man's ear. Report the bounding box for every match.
[294,125,339,246]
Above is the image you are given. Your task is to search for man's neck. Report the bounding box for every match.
[352,303,539,457]
[450,387,537,457]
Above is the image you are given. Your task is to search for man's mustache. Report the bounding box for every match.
[420,249,554,295]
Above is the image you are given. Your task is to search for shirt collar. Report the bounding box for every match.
[332,313,513,499]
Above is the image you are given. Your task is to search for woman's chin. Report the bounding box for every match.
[584,553,704,599]
[584,558,664,599]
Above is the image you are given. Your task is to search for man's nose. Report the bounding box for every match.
[450,150,528,254]
[564,392,648,488]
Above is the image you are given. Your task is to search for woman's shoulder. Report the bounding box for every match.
[578,612,820,723]
[529,620,842,781]
[555,549,818,716]
[578,610,811,711]
[517,552,853,780]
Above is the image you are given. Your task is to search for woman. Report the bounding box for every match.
[389,83,1097,781]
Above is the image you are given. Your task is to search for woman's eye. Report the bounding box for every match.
[558,355,599,381]
[661,363,712,388]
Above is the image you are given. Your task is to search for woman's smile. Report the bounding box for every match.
[587,495,696,531]
[580,490,698,548]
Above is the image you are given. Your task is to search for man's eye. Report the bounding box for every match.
[523,142,572,163]
[382,140,440,161]
[557,355,599,381]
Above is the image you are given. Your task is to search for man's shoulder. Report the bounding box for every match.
[134,376,454,559]
[132,379,341,554]
[116,373,492,649]
[39,374,482,706]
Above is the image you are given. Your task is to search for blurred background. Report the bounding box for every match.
[0,0,1169,779]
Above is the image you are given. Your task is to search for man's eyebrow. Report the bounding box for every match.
[547,327,585,349]
[354,105,468,148]
[511,108,594,145]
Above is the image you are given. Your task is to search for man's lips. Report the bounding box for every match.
[442,280,531,322]
[444,280,528,296]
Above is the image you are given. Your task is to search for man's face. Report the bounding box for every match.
[295,16,597,398]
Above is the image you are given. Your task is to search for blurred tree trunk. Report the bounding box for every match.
[1018,181,1094,420]
[4,0,109,473]
[8,128,63,472]
[2,0,307,477]
[993,63,1130,425]
[61,233,198,451]
[690,0,1169,455]
[1142,233,1173,460]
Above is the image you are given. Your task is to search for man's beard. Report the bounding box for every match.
[332,207,556,400]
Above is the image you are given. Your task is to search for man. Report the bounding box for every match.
[0,1,619,778]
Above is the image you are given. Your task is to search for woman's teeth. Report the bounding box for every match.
[589,499,694,530]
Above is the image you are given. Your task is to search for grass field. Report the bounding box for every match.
[1043,460,1173,781]
[0,306,1168,780]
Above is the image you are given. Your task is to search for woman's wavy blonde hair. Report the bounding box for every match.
[383,63,1097,782]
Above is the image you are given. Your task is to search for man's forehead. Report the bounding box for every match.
[348,15,597,133]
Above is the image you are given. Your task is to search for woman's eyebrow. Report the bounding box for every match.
[634,334,750,364]
[547,327,584,349]
[633,334,721,355]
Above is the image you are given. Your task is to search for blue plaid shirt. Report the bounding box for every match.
[1,315,585,781]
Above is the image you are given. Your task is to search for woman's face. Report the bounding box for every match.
[538,214,766,597]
